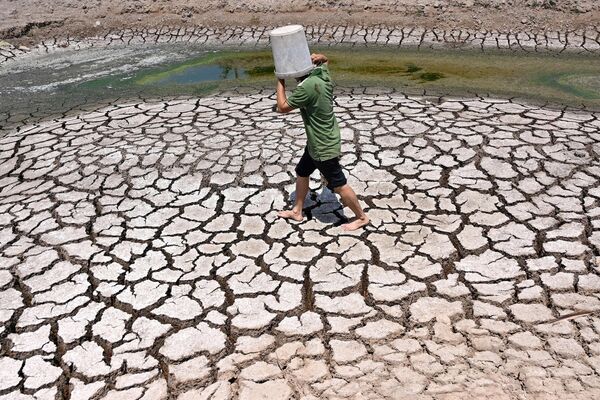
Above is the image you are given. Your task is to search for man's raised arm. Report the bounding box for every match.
[276,79,294,114]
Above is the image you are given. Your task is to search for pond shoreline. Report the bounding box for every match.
[2,84,599,136]
[1,29,599,132]
[2,25,600,66]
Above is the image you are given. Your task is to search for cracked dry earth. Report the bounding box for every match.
[1,87,600,400]
[3,25,600,66]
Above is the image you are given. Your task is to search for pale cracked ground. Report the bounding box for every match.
[1,87,600,400]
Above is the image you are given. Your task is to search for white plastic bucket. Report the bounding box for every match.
[269,25,314,79]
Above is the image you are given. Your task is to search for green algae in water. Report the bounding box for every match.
[246,65,276,77]
[132,51,445,84]
[406,63,422,73]
[5,45,600,132]
[83,47,600,109]
[418,72,444,81]
[537,73,600,99]
[134,51,274,85]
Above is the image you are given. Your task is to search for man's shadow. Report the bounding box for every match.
[290,186,348,225]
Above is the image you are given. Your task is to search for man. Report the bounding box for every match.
[275,53,369,231]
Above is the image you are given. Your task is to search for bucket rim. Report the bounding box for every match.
[275,64,315,79]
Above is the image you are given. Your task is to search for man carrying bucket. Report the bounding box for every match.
[275,53,369,231]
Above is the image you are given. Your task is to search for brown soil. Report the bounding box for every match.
[1,1,599,45]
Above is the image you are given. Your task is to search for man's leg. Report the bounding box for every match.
[278,176,309,221]
[278,148,315,221]
[334,184,369,231]
[317,156,369,231]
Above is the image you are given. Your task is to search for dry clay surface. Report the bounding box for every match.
[1,87,600,399]
[2,24,600,69]
[1,0,600,42]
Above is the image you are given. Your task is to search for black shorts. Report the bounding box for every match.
[295,147,347,190]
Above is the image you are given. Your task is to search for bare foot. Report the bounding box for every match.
[342,216,370,231]
[278,209,303,222]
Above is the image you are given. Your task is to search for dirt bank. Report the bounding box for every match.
[1,0,599,45]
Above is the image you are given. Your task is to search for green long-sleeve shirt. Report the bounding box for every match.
[286,65,341,161]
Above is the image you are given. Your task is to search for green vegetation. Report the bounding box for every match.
[406,63,422,73]
[418,72,444,82]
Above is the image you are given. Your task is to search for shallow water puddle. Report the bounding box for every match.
[1,44,599,129]
[148,64,248,84]
[166,64,245,83]
[91,47,600,107]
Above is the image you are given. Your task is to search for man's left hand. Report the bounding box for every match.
[311,53,328,65]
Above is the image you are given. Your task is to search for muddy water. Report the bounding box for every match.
[1,43,599,129]
[112,48,600,107]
